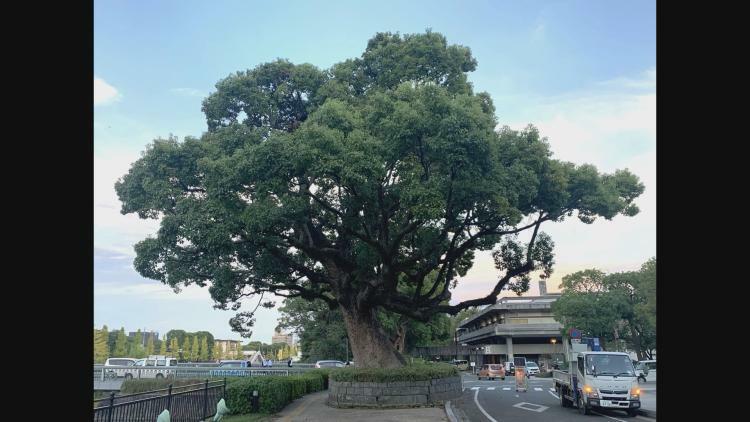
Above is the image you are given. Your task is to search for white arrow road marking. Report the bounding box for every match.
[592,411,628,422]
[474,388,498,422]
[471,387,480,390]
[512,402,549,413]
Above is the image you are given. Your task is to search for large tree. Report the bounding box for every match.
[116,31,644,368]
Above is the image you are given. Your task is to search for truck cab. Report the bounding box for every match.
[553,340,641,416]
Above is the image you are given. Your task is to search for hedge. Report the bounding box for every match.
[120,378,207,394]
[225,370,330,415]
[329,362,458,383]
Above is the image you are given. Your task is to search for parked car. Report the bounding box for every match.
[504,361,515,375]
[478,364,506,380]
[217,360,249,368]
[526,361,540,376]
[315,360,345,368]
[635,360,656,382]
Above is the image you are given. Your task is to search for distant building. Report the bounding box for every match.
[128,331,159,347]
[272,329,294,347]
[214,339,242,357]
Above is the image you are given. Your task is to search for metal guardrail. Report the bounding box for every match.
[95,365,315,382]
[93,379,225,422]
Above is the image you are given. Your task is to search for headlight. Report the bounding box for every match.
[630,387,641,398]
[582,385,599,398]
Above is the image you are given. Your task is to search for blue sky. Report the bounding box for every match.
[94,0,656,343]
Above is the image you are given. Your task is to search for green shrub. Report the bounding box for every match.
[329,363,458,383]
[225,370,330,415]
[120,378,206,394]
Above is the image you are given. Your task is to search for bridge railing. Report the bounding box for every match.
[95,365,314,381]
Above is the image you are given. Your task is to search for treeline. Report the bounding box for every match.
[242,341,299,361]
[93,327,244,363]
[551,257,656,360]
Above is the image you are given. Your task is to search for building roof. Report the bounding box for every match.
[458,294,562,328]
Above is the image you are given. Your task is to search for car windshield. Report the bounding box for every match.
[489,365,501,370]
[586,355,635,376]
[527,362,538,368]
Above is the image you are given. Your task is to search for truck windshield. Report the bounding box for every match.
[585,355,635,376]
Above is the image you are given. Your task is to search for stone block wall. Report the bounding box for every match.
[327,375,462,408]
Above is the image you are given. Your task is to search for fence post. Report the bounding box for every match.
[166,384,173,411]
[223,377,227,398]
[203,379,209,419]
[106,392,115,422]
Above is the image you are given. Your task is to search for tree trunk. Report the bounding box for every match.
[341,305,406,368]
[392,319,407,353]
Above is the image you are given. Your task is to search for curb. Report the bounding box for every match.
[445,400,458,422]
[638,408,656,418]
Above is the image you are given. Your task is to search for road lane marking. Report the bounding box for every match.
[471,387,480,390]
[474,387,499,422]
[548,391,559,399]
[487,387,495,390]
[534,387,543,391]
[512,402,549,413]
[502,387,511,390]
[592,411,628,422]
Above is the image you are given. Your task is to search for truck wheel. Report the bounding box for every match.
[559,389,572,407]
[578,396,590,415]
[156,373,164,379]
[124,373,133,380]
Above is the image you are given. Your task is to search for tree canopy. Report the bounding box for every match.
[552,257,656,359]
[116,30,644,367]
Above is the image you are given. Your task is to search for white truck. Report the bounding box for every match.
[552,339,642,417]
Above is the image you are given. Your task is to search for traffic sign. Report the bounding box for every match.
[568,328,582,339]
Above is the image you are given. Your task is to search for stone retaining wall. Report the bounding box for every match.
[327,375,462,408]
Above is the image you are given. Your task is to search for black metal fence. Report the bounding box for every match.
[93,379,226,422]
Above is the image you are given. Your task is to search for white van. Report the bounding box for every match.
[130,356,179,379]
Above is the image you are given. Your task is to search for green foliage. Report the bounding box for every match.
[94,325,110,363]
[114,327,128,357]
[329,362,458,383]
[225,371,329,415]
[192,336,200,361]
[552,257,656,358]
[183,337,193,361]
[200,337,210,361]
[159,339,167,356]
[212,341,223,361]
[116,30,644,367]
[146,335,155,356]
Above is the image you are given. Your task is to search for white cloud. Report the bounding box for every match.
[596,67,656,90]
[94,77,122,106]
[453,68,656,304]
[171,88,205,98]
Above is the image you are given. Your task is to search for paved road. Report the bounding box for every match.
[451,373,656,422]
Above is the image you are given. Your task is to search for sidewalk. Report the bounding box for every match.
[270,391,448,422]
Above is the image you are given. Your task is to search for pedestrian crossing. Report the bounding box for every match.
[468,386,556,393]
